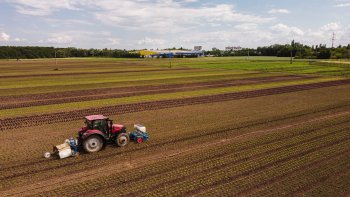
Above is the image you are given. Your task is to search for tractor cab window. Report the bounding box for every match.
[85,120,93,129]
[92,119,108,133]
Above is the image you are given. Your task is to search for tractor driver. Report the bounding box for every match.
[69,137,78,156]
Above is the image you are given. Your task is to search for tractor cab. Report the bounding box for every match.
[84,115,110,134]
[78,115,129,153]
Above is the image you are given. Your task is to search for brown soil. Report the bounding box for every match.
[0,67,197,79]
[1,110,349,196]
[0,75,307,109]
[1,78,350,131]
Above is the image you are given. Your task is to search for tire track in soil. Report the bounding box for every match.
[0,75,307,109]
[1,78,350,131]
[185,136,350,196]
[119,128,350,197]
[2,110,350,196]
[0,67,198,79]
[234,149,350,196]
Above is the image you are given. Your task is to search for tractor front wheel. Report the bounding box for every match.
[83,135,104,153]
[116,133,129,147]
[137,137,143,143]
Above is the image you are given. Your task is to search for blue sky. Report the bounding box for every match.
[0,0,349,50]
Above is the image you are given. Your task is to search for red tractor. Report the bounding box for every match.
[78,115,129,153]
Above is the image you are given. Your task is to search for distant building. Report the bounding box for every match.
[225,46,242,51]
[194,46,202,51]
[139,49,204,58]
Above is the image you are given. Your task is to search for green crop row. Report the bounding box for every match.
[0,69,244,89]
[105,123,350,196]
[145,128,350,196]
[0,72,277,96]
[302,168,350,197]
[250,148,350,196]
[203,139,350,196]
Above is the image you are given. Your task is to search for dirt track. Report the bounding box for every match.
[1,78,350,131]
[0,75,307,109]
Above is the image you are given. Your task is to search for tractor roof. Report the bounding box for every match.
[85,115,107,121]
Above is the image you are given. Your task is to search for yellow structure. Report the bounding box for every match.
[138,50,158,56]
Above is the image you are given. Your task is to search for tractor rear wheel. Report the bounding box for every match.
[83,135,104,153]
[116,133,129,147]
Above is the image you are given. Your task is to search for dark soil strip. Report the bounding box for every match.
[185,136,350,196]
[2,79,350,131]
[0,67,198,79]
[0,75,308,109]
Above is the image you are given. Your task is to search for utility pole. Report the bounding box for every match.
[290,40,294,64]
[55,49,57,65]
[332,32,336,48]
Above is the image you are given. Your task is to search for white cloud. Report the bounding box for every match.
[0,32,10,41]
[107,38,120,45]
[333,0,350,7]
[92,1,273,34]
[321,22,341,31]
[137,37,165,46]
[268,9,290,14]
[235,23,258,31]
[47,34,73,44]
[270,24,304,36]
[8,0,82,16]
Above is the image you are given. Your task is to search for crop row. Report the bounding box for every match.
[2,105,350,193]
[99,125,350,196]
[138,129,350,196]
[2,101,350,183]
[0,67,197,79]
[302,167,350,196]
[0,75,304,110]
[255,150,350,196]
[3,105,350,184]
[2,78,350,131]
[35,118,350,196]
[203,140,350,196]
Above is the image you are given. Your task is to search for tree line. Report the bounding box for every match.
[1,43,350,59]
[206,41,350,59]
[0,46,140,59]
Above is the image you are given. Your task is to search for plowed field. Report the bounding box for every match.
[1,57,350,196]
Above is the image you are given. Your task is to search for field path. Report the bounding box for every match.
[2,110,350,196]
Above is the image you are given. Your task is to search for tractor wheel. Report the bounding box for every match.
[137,137,143,143]
[116,133,129,147]
[44,152,51,158]
[83,135,104,153]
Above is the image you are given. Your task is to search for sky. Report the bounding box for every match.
[0,0,350,50]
